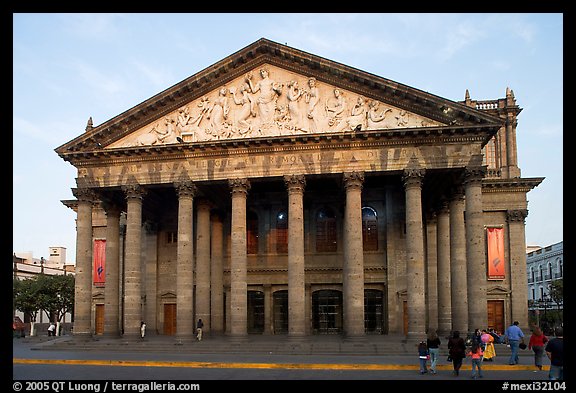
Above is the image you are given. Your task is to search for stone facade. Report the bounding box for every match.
[56,38,543,339]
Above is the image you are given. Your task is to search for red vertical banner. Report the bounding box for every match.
[93,239,106,286]
[486,227,505,280]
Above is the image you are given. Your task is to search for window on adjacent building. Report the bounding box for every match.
[316,207,337,252]
[276,210,288,254]
[247,211,259,255]
[362,206,378,251]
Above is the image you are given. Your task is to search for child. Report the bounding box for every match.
[467,341,484,379]
[418,341,429,374]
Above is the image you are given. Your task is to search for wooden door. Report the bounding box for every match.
[403,301,408,335]
[95,304,104,335]
[487,300,504,334]
[163,303,177,335]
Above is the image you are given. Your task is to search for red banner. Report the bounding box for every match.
[486,227,505,280]
[93,239,106,286]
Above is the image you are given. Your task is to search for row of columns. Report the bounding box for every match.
[72,164,506,339]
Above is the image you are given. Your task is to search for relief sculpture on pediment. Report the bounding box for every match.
[111,65,442,148]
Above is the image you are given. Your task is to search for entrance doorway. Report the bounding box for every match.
[273,290,288,334]
[312,290,343,334]
[364,289,385,334]
[487,300,505,334]
[163,303,176,335]
[248,291,265,334]
[95,304,104,335]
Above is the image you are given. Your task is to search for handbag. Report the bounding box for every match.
[519,342,527,350]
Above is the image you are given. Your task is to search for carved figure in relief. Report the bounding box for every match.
[336,95,368,131]
[367,100,392,129]
[286,80,304,130]
[179,97,211,142]
[325,88,346,127]
[229,83,256,136]
[304,77,320,132]
[396,109,409,127]
[206,87,231,137]
[245,68,283,126]
[136,117,177,145]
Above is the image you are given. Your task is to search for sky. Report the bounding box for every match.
[13,13,563,263]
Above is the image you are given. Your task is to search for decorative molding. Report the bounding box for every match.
[507,209,528,223]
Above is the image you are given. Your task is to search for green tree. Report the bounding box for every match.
[13,278,41,322]
[36,274,75,323]
[13,274,75,323]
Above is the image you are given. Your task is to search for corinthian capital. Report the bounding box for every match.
[229,178,251,195]
[507,209,528,223]
[284,174,306,193]
[122,183,147,200]
[174,181,196,198]
[343,171,364,191]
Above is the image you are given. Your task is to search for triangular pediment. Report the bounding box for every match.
[109,63,444,148]
[56,38,503,155]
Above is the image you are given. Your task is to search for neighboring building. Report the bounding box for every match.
[55,38,543,340]
[13,248,75,326]
[526,241,563,322]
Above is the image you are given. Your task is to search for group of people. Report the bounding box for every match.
[140,319,204,342]
[417,323,563,380]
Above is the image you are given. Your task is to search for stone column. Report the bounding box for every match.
[284,174,306,338]
[229,178,250,338]
[449,185,468,334]
[196,199,211,334]
[507,209,530,331]
[436,200,452,336]
[343,171,366,338]
[263,284,273,335]
[402,167,426,339]
[465,166,488,332]
[210,212,225,334]
[425,212,438,333]
[174,181,196,341]
[103,203,121,337]
[71,187,96,337]
[122,184,146,338]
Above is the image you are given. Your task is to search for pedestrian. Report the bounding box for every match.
[417,340,429,374]
[426,329,441,374]
[545,326,563,380]
[140,321,146,339]
[528,326,549,371]
[47,323,55,337]
[481,329,497,361]
[196,318,204,341]
[466,341,484,379]
[504,321,525,365]
[447,330,466,376]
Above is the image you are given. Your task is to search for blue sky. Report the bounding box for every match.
[13,13,563,262]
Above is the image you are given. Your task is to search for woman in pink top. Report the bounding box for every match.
[528,326,549,371]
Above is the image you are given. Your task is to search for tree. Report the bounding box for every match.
[35,274,75,323]
[13,278,41,323]
[13,274,75,323]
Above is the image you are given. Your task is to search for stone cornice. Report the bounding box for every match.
[482,177,544,193]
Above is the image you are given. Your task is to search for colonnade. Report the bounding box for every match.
[72,165,527,339]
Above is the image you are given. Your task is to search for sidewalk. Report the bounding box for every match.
[19,333,539,364]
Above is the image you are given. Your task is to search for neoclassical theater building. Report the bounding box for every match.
[56,38,543,340]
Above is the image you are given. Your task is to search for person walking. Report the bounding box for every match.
[545,326,563,380]
[47,323,56,337]
[528,326,549,371]
[466,341,484,379]
[196,318,204,341]
[448,330,466,376]
[481,329,497,361]
[426,329,441,374]
[140,322,146,339]
[504,321,525,365]
[417,341,429,374]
